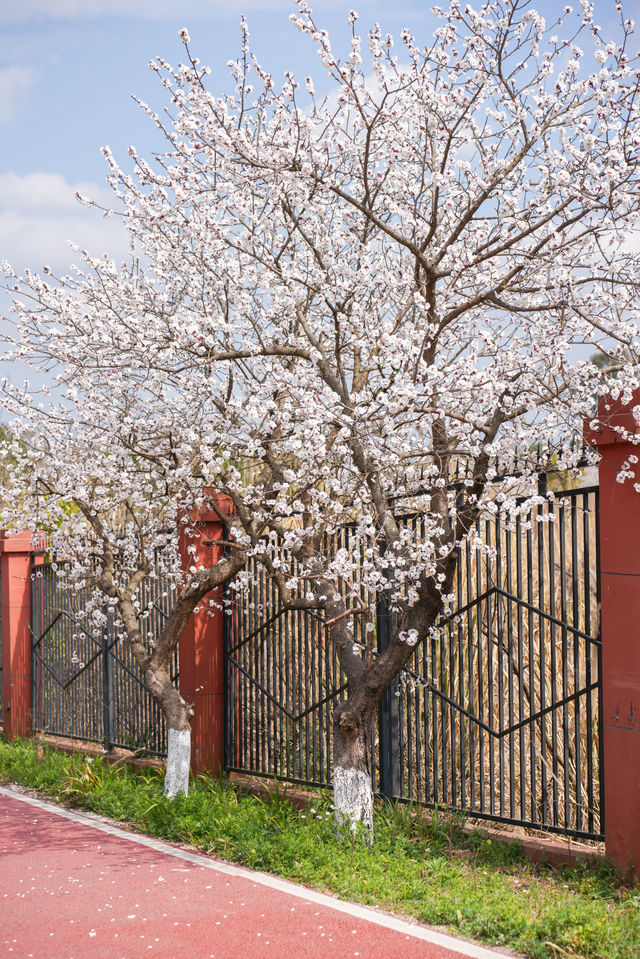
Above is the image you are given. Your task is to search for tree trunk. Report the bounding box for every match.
[144,664,193,798]
[332,701,374,843]
[165,727,192,797]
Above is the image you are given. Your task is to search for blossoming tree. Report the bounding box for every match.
[2,0,640,833]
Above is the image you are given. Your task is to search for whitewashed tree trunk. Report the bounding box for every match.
[164,727,191,797]
[145,665,194,798]
[333,764,374,842]
[333,709,374,843]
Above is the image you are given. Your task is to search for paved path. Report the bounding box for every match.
[0,787,518,959]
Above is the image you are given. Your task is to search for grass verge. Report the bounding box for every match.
[1,737,638,959]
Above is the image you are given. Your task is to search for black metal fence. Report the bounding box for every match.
[225,485,602,840]
[25,482,602,840]
[30,561,178,756]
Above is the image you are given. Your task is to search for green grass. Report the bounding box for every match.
[1,737,638,959]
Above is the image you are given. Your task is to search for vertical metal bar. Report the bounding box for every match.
[52,565,58,735]
[234,580,241,771]
[44,564,50,733]
[414,638,422,802]
[148,573,156,751]
[441,612,449,805]
[249,558,255,772]
[138,584,146,749]
[571,494,582,832]
[258,559,265,775]
[30,559,37,731]
[412,525,422,802]
[291,590,298,783]
[60,568,66,738]
[255,555,262,773]
[317,582,325,786]
[527,516,536,824]
[65,568,71,739]
[400,666,408,801]
[559,499,570,829]
[266,571,272,776]
[102,617,113,755]
[583,490,594,834]
[244,561,251,771]
[239,570,246,771]
[318,537,340,783]
[30,560,37,731]
[549,501,559,827]
[309,564,317,785]
[67,567,72,739]
[325,535,332,786]
[423,586,431,805]
[402,524,410,802]
[244,559,251,771]
[537,501,548,827]
[467,533,477,813]
[37,562,43,733]
[239,567,245,770]
[233,575,241,770]
[270,564,277,779]
[290,565,298,779]
[505,516,516,819]
[331,533,340,786]
[223,575,232,771]
[515,513,525,821]
[448,546,460,809]
[265,559,272,776]
[454,541,463,811]
[280,570,286,780]
[295,560,307,779]
[249,559,255,772]
[495,513,506,817]
[377,585,400,799]
[431,621,439,805]
[38,564,44,734]
[272,568,279,778]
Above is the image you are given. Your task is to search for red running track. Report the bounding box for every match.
[0,787,518,959]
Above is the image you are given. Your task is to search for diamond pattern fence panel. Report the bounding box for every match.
[31,561,178,756]
[225,486,602,840]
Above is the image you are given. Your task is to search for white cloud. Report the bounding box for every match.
[0,171,128,273]
[0,67,35,125]
[0,0,299,23]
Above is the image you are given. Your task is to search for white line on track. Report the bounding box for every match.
[0,785,521,959]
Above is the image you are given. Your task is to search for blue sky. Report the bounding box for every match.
[0,0,627,279]
[0,0,435,277]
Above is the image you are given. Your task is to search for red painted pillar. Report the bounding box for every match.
[0,531,42,740]
[178,496,233,777]
[586,392,640,879]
